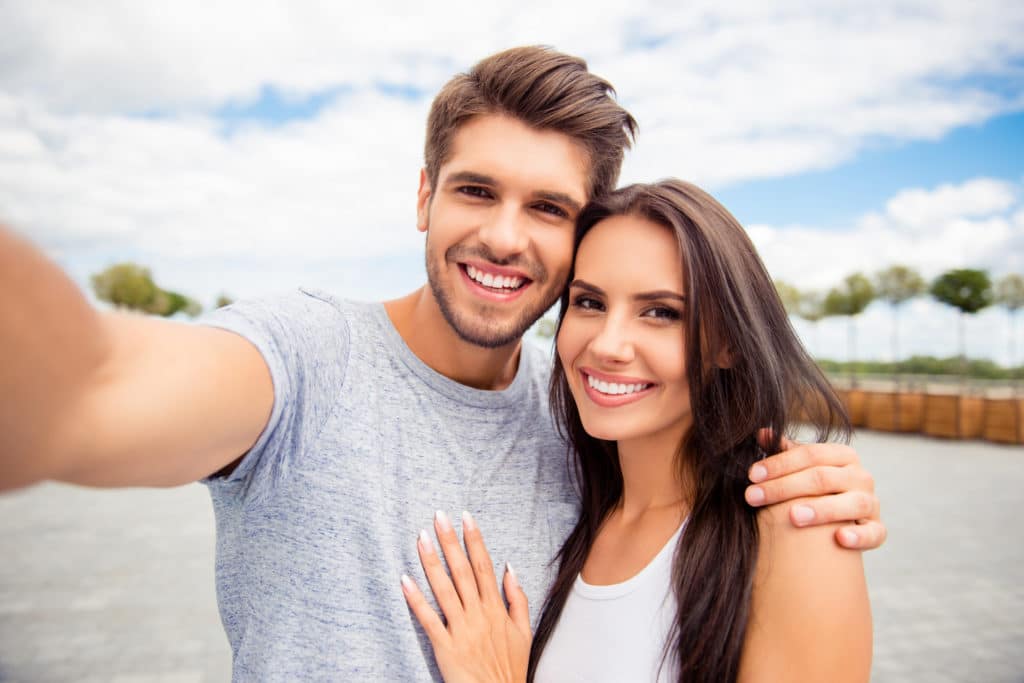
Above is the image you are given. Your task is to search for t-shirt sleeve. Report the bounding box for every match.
[196,288,350,492]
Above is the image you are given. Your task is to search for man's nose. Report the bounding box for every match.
[478,205,529,260]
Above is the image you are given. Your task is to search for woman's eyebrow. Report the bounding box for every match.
[569,280,685,302]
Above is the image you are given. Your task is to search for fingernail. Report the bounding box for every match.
[750,464,768,483]
[434,509,451,532]
[746,486,766,505]
[505,561,518,587]
[400,574,416,593]
[839,529,859,546]
[461,510,477,532]
[418,529,434,553]
[792,505,815,525]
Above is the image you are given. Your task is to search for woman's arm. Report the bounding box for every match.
[738,499,873,682]
[401,510,531,683]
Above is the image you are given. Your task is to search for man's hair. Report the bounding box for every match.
[424,46,637,199]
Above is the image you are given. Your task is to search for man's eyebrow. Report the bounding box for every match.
[445,171,496,186]
[569,280,686,302]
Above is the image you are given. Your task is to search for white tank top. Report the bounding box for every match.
[533,523,685,683]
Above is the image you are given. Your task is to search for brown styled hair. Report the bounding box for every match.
[424,46,637,199]
[528,180,850,682]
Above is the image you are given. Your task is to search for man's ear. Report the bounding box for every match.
[416,168,432,233]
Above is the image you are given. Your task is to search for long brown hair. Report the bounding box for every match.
[528,180,850,682]
[424,46,638,199]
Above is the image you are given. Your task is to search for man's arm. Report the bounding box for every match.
[745,433,887,551]
[0,226,273,491]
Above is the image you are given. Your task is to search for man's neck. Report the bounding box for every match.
[383,287,523,391]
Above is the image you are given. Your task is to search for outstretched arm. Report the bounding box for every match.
[0,226,272,490]
[745,432,886,551]
[401,510,530,683]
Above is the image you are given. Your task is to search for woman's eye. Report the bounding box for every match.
[643,306,681,321]
[571,295,603,311]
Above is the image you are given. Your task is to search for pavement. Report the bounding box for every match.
[0,430,1021,682]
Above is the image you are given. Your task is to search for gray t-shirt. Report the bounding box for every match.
[200,289,579,681]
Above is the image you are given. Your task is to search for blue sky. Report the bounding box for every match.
[718,110,1024,229]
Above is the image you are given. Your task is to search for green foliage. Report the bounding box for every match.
[930,268,993,315]
[215,294,235,309]
[91,263,159,311]
[91,262,202,318]
[817,355,1022,380]
[875,265,925,306]
[995,274,1024,312]
[797,290,826,323]
[774,280,801,316]
[824,272,875,317]
[535,317,556,339]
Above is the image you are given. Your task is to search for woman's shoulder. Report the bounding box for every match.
[737,500,872,682]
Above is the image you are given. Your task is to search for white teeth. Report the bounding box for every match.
[586,374,650,396]
[465,265,524,290]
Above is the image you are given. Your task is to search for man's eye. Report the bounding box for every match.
[535,202,568,219]
[459,186,492,199]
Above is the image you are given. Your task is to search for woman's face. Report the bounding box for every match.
[557,214,692,447]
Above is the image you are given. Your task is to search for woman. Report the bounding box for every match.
[401,180,872,682]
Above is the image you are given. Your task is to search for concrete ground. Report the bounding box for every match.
[0,431,1021,682]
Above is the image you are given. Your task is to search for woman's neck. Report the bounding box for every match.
[615,428,691,524]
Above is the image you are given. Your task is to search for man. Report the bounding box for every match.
[1,47,883,680]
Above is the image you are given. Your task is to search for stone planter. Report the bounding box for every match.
[923,394,985,439]
[864,391,925,432]
[982,398,1024,445]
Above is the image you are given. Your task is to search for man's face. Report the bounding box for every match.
[418,114,589,348]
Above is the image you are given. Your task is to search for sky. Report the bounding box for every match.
[1,1,1023,363]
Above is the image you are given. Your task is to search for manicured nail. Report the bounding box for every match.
[462,510,477,532]
[505,561,519,587]
[418,529,434,553]
[750,464,768,483]
[745,486,766,505]
[400,574,416,593]
[839,529,859,546]
[435,510,451,532]
[792,505,815,525]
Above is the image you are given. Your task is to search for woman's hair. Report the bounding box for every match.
[527,180,850,683]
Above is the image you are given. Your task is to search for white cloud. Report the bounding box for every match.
[0,2,1022,360]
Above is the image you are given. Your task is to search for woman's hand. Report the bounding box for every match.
[745,431,886,550]
[401,510,530,683]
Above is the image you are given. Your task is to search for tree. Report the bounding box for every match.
[995,274,1024,393]
[875,265,926,387]
[774,280,801,316]
[91,263,160,312]
[824,273,875,386]
[930,268,993,380]
[215,294,235,309]
[796,291,826,355]
[91,262,203,318]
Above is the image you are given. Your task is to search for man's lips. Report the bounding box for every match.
[458,261,533,303]
[579,368,657,407]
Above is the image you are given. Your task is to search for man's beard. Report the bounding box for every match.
[426,244,560,349]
